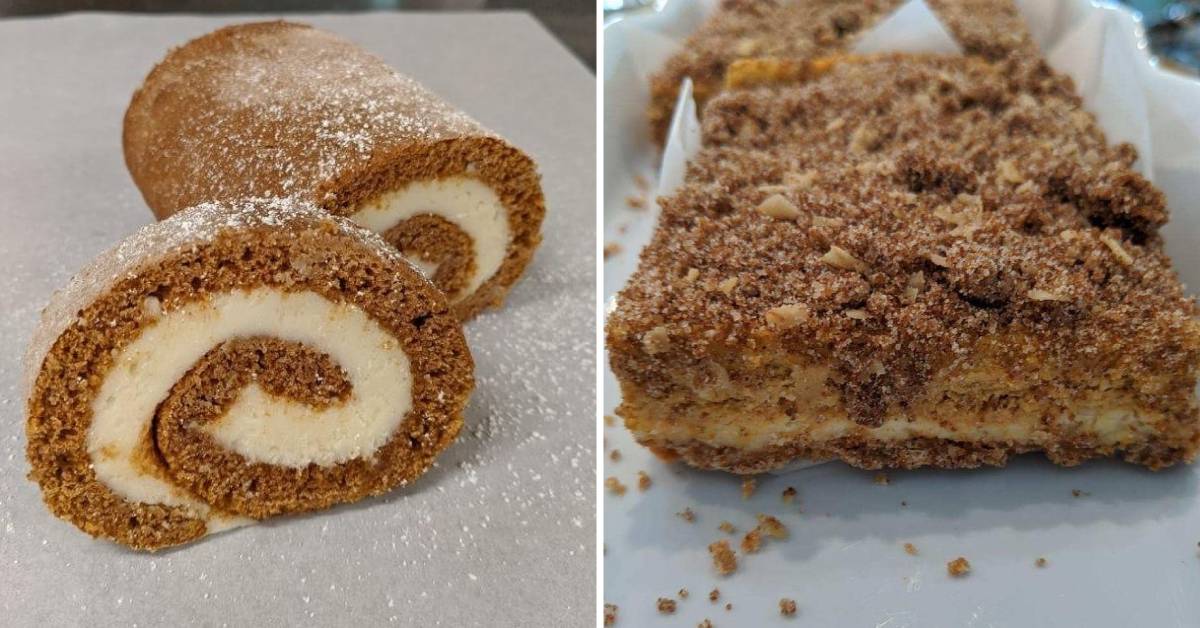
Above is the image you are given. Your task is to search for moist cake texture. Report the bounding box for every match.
[24,198,473,550]
[123,21,545,319]
[609,54,1200,472]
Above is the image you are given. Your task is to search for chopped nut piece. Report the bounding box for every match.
[677,507,696,523]
[756,193,802,220]
[637,471,652,492]
[604,602,618,625]
[784,170,817,187]
[779,598,798,617]
[947,557,971,577]
[904,543,918,556]
[844,309,869,320]
[903,271,926,302]
[996,158,1024,184]
[718,521,737,534]
[605,477,627,496]
[740,529,762,554]
[821,245,868,273]
[1060,229,1078,241]
[657,598,677,614]
[717,277,739,295]
[756,514,788,539]
[1100,233,1134,265]
[929,253,949,267]
[782,486,797,503]
[642,326,670,355]
[826,117,846,132]
[603,243,621,259]
[683,267,700,283]
[709,588,720,602]
[765,303,810,330]
[811,214,843,228]
[1035,557,1048,568]
[873,472,890,486]
[709,540,738,575]
[609,449,621,462]
[1027,288,1066,302]
[741,477,756,500]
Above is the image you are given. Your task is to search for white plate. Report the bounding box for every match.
[602,2,1200,626]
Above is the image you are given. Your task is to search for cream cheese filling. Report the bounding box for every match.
[88,288,412,526]
[348,175,510,302]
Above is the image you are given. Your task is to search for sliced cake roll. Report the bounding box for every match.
[609,55,1200,473]
[123,21,544,320]
[24,198,473,550]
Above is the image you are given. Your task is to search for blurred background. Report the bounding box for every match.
[0,0,596,69]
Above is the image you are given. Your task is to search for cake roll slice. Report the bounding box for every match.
[24,198,472,550]
[608,55,1200,473]
[123,21,544,320]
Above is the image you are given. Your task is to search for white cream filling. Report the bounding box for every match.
[348,176,510,301]
[88,288,412,527]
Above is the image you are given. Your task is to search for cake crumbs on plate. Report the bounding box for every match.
[709,588,720,602]
[604,242,622,259]
[604,603,618,625]
[656,597,677,614]
[634,174,650,191]
[904,542,918,556]
[637,470,652,491]
[709,540,737,575]
[740,476,756,500]
[1035,557,1048,568]
[947,557,971,577]
[679,588,689,599]
[677,507,696,523]
[698,620,713,628]
[605,477,627,496]
[873,472,890,486]
[1072,489,1090,497]
[610,449,621,462]
[781,486,797,503]
[725,603,733,611]
[626,195,646,210]
[779,598,798,617]
[603,414,615,427]
[718,521,736,534]
[740,529,762,554]
[756,514,788,539]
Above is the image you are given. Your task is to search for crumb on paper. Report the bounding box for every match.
[741,529,762,554]
[709,540,737,575]
[637,470,652,492]
[604,242,622,260]
[718,521,736,534]
[779,598,798,617]
[741,476,756,500]
[656,598,677,614]
[605,477,627,496]
[725,603,733,611]
[1035,557,1048,568]
[873,472,890,486]
[904,542,918,556]
[1071,489,1089,498]
[900,500,908,507]
[604,603,617,625]
[782,486,797,503]
[709,588,720,602]
[626,195,646,210]
[698,620,713,628]
[756,514,788,539]
[634,174,650,191]
[610,449,621,462]
[947,557,971,577]
[603,414,615,427]
[679,588,689,599]
[677,507,696,523]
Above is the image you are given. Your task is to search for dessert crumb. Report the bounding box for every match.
[637,470,652,492]
[904,542,918,556]
[626,195,646,210]
[679,588,689,599]
[756,514,788,539]
[1071,489,1090,498]
[603,603,617,626]
[781,486,797,504]
[779,598,798,617]
[677,507,696,523]
[604,477,627,496]
[603,415,615,427]
[709,540,738,576]
[718,521,736,535]
[698,620,713,628]
[873,472,890,486]
[633,174,650,191]
[609,449,621,462]
[947,557,971,577]
[741,477,756,500]
[725,603,733,611]
[603,242,622,259]
[656,598,676,614]
[709,588,720,602]
[1035,557,1048,568]
[740,529,762,554]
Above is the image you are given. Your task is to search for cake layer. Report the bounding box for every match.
[123,21,544,319]
[609,53,1200,471]
[24,198,473,549]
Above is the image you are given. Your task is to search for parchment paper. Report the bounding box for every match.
[0,12,595,627]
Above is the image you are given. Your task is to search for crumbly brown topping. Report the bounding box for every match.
[709,588,720,602]
[947,557,972,577]
[718,521,736,534]
[709,540,738,575]
[740,529,762,554]
[904,542,919,556]
[780,598,798,616]
[657,598,677,614]
[756,514,788,539]
[637,470,652,491]
[605,477,628,496]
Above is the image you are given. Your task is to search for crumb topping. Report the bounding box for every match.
[709,540,738,576]
[947,556,972,577]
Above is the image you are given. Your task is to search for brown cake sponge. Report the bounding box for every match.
[123,20,545,320]
[23,198,473,550]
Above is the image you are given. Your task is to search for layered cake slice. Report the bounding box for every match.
[123,21,544,319]
[608,55,1200,472]
[24,198,472,550]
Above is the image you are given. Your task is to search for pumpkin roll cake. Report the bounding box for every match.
[123,21,544,320]
[24,198,472,550]
[608,55,1200,473]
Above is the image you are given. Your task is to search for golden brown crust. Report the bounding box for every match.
[123,21,544,320]
[24,199,472,550]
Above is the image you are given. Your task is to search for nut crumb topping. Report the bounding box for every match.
[821,245,868,273]
[756,193,803,220]
[947,557,971,577]
[709,540,738,576]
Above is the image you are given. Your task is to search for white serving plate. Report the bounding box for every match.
[602,2,1200,626]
